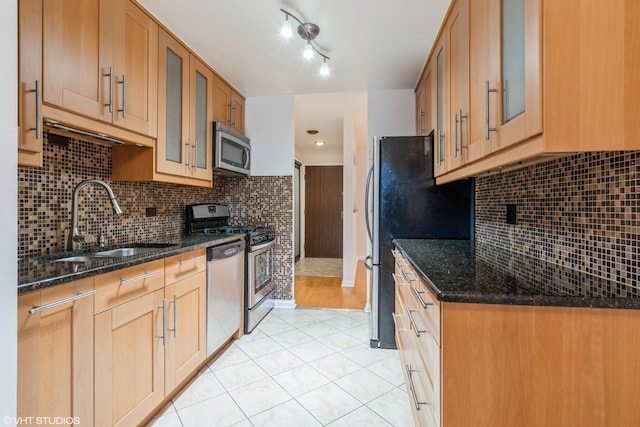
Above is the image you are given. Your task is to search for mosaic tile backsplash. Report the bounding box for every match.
[475,151,639,288]
[18,138,294,299]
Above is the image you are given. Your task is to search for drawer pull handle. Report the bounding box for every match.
[394,258,407,267]
[406,364,428,410]
[407,308,427,337]
[120,270,159,286]
[412,287,434,309]
[179,255,205,266]
[401,269,416,283]
[391,273,405,287]
[169,294,177,338]
[29,290,96,314]
[158,299,166,346]
[392,312,406,332]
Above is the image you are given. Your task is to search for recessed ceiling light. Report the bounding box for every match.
[307,129,318,135]
[314,140,325,146]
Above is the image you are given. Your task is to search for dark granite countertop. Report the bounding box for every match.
[393,239,640,310]
[18,234,243,295]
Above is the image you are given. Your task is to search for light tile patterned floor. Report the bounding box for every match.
[148,308,414,427]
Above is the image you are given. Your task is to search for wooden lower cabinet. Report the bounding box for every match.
[164,271,206,391]
[17,278,95,426]
[393,248,640,427]
[94,288,166,427]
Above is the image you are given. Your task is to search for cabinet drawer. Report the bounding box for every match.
[165,249,206,284]
[416,331,441,426]
[94,259,165,314]
[404,358,439,427]
[394,287,411,355]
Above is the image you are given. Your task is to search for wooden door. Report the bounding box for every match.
[447,0,469,171]
[165,272,207,391]
[467,0,499,163]
[43,0,112,122]
[305,166,343,258]
[18,278,94,425]
[157,29,190,177]
[18,0,43,167]
[113,0,158,136]
[95,288,165,427]
[212,73,231,126]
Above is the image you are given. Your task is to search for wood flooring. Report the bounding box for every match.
[295,260,367,310]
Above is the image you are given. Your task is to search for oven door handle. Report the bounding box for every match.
[248,239,275,252]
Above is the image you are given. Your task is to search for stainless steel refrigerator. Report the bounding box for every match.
[365,133,473,349]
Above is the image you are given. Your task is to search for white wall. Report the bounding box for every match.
[245,95,295,176]
[342,118,356,287]
[367,89,415,141]
[2,0,18,421]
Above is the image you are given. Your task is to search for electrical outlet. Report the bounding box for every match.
[145,207,157,217]
[506,204,517,224]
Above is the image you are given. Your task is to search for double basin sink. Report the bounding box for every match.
[54,243,177,264]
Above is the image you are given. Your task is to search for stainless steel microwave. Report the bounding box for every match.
[213,122,250,176]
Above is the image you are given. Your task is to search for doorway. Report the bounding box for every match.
[304,165,343,258]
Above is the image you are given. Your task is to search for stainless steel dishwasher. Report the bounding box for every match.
[206,238,245,356]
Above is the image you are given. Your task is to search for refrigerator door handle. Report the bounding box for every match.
[364,255,373,271]
[364,164,374,243]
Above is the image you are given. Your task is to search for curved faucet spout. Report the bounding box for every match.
[68,179,124,250]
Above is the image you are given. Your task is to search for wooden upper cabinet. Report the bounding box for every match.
[230,89,245,134]
[41,0,157,136]
[446,0,469,171]
[433,37,448,177]
[212,73,245,134]
[467,0,499,163]
[415,75,427,136]
[112,0,158,136]
[42,0,110,122]
[493,0,542,152]
[18,0,43,167]
[157,28,213,183]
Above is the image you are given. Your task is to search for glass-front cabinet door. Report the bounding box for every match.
[495,0,542,151]
[189,57,213,180]
[157,29,189,176]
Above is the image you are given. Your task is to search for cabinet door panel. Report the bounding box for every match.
[95,289,165,427]
[43,0,111,122]
[189,57,214,180]
[18,279,94,425]
[230,89,245,133]
[113,0,158,136]
[18,0,43,163]
[212,74,231,125]
[157,30,190,176]
[165,272,207,390]
[434,38,447,177]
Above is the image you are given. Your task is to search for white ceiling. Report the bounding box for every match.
[138,0,450,156]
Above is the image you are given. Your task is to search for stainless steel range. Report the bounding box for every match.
[186,203,276,334]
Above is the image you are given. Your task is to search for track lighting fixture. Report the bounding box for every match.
[279,8,330,76]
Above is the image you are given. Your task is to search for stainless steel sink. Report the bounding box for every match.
[54,255,106,263]
[94,247,166,257]
[53,243,176,263]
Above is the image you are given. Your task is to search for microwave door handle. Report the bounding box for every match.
[242,147,250,168]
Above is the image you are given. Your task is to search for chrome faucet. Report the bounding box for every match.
[68,179,124,250]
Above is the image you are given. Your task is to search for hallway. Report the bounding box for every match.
[294,260,367,310]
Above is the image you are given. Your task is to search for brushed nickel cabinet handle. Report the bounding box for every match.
[412,287,434,309]
[117,74,126,118]
[485,80,498,140]
[401,269,416,284]
[158,299,166,346]
[169,294,177,338]
[406,307,426,337]
[27,80,42,139]
[103,66,113,113]
[29,290,96,314]
[406,364,428,410]
[392,312,406,332]
[179,255,205,266]
[120,270,160,286]
[392,273,405,287]
[459,108,468,151]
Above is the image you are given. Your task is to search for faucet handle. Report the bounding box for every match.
[98,233,106,247]
[73,233,97,244]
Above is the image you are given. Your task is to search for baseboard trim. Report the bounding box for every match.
[341,280,355,288]
[273,299,296,309]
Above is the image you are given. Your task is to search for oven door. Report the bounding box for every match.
[247,240,274,308]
